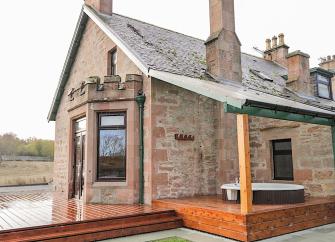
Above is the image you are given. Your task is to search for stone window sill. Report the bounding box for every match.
[92,181,128,187]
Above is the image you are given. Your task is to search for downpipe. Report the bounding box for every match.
[135,91,146,204]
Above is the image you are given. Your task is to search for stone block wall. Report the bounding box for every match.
[216,109,239,192]
[148,80,335,199]
[150,78,218,199]
[249,116,335,197]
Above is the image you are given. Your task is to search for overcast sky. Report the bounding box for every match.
[0,0,334,140]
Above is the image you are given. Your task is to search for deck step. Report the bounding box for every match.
[0,210,183,242]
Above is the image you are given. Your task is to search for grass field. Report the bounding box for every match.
[0,161,53,186]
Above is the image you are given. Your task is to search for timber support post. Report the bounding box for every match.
[332,126,335,167]
[237,114,253,214]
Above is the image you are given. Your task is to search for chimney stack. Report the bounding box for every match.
[205,0,242,82]
[264,33,289,67]
[85,0,113,15]
[319,54,335,71]
[286,51,313,96]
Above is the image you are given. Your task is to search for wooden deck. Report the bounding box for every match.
[153,195,335,242]
[0,192,182,241]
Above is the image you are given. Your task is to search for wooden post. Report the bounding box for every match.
[332,126,335,167]
[237,114,252,214]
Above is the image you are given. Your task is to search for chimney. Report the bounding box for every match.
[265,39,271,51]
[319,54,335,71]
[205,0,242,82]
[286,51,313,96]
[272,36,278,48]
[85,0,113,15]
[264,33,289,67]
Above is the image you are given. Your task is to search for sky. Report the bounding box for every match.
[0,0,334,140]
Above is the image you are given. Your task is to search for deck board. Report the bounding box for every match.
[0,192,182,241]
[0,192,179,231]
[153,195,335,242]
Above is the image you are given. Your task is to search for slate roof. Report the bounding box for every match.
[100,12,207,78]
[48,6,335,121]
[99,10,335,112]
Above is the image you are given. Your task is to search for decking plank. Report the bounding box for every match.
[153,195,335,242]
[0,191,182,241]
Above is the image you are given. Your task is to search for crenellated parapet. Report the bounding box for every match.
[66,74,143,112]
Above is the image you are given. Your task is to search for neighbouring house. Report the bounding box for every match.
[48,0,335,239]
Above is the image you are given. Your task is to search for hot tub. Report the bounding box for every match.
[221,183,305,204]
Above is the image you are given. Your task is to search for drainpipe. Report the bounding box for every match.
[135,92,146,204]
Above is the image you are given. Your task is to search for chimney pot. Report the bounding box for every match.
[272,36,278,48]
[327,55,332,61]
[278,33,285,46]
[333,55,335,60]
[264,34,289,67]
[265,39,271,50]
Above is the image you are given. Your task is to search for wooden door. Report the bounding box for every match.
[73,118,86,200]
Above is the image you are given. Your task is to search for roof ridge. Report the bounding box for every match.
[101,11,206,43]
[241,52,287,70]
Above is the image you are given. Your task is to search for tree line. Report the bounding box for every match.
[0,133,54,160]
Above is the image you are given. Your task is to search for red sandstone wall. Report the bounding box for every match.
[150,78,218,199]
[249,116,335,197]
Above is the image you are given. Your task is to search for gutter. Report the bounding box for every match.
[225,101,335,126]
[135,92,146,204]
[245,100,335,121]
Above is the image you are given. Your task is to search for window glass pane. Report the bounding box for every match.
[318,83,331,99]
[273,141,291,151]
[317,75,329,83]
[111,52,117,65]
[272,140,293,180]
[110,51,117,75]
[274,155,293,179]
[98,129,126,180]
[101,115,124,127]
[75,118,86,132]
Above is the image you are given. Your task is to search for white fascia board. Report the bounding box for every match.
[149,69,245,108]
[83,5,149,76]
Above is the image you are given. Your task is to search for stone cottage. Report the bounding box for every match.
[48,0,335,206]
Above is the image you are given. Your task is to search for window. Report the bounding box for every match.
[272,139,293,181]
[317,74,332,99]
[97,112,126,181]
[108,49,117,75]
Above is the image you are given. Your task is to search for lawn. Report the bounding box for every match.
[0,160,53,186]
